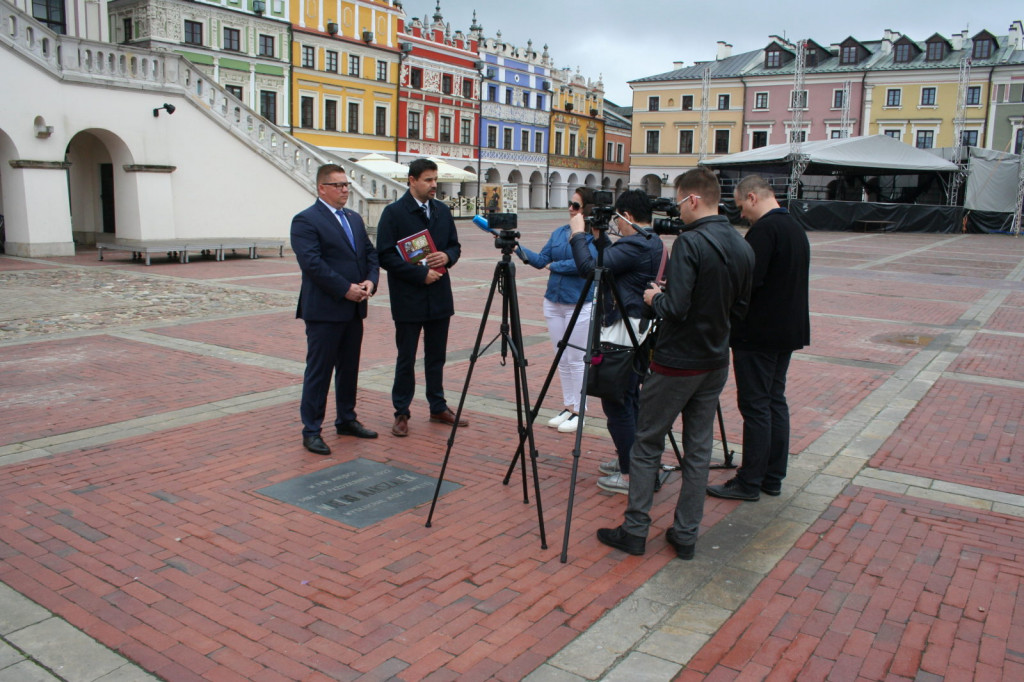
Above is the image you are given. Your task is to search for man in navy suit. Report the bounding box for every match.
[376,158,466,437]
[291,164,379,455]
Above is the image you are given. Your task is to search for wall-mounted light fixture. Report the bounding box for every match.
[153,103,176,117]
[252,0,265,14]
[661,173,669,183]
[34,115,54,138]
[362,30,374,43]
[327,22,339,36]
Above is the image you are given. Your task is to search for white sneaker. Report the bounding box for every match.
[597,472,629,494]
[547,409,571,428]
[557,414,582,433]
[599,458,620,475]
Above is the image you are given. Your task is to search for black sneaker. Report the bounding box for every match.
[760,482,782,496]
[596,526,646,555]
[706,477,760,501]
[665,527,695,560]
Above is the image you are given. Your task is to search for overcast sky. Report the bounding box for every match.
[408,1,1023,105]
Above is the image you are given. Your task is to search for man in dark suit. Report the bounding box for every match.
[376,158,466,437]
[291,164,379,455]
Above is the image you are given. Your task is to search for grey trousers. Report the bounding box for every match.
[623,367,729,544]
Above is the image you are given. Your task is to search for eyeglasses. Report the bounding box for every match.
[676,194,701,206]
[321,182,350,189]
[568,201,582,210]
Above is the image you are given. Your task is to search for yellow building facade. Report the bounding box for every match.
[289,0,402,156]
[866,73,988,149]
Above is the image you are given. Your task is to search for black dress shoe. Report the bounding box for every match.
[665,527,695,560]
[760,482,782,496]
[706,477,760,501]
[336,420,378,439]
[302,435,331,455]
[596,526,646,555]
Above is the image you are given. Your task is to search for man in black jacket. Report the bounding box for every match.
[597,168,754,560]
[292,164,379,455]
[376,158,465,437]
[569,190,664,494]
[707,175,810,501]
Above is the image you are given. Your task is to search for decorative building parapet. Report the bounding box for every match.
[481,102,549,126]
[480,149,546,165]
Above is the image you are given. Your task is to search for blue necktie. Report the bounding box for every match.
[335,209,354,248]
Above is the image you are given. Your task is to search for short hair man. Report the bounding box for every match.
[376,158,465,437]
[707,175,810,501]
[291,164,380,455]
[569,189,665,494]
[597,168,754,560]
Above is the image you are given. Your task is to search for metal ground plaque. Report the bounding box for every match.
[257,458,460,528]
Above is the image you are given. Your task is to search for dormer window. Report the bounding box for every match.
[973,38,993,59]
[894,43,911,62]
[805,48,818,67]
[766,49,782,68]
[926,39,947,61]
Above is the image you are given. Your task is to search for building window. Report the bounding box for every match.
[840,45,858,64]
[830,130,843,139]
[646,130,659,154]
[258,34,274,57]
[790,90,808,109]
[765,50,781,68]
[536,131,544,152]
[569,133,577,155]
[537,94,545,110]
[886,88,901,107]
[377,60,388,81]
[375,106,387,136]
[523,92,530,108]
[616,143,624,163]
[789,130,806,143]
[926,41,946,61]
[411,68,423,89]
[521,130,530,151]
[122,18,133,42]
[833,89,845,109]
[33,0,66,33]
[442,74,453,95]
[505,89,513,105]
[348,54,360,77]
[678,130,693,154]
[223,27,240,52]
[487,85,496,101]
[324,100,337,131]
[408,111,420,139]
[921,87,936,106]
[461,119,472,145]
[915,130,934,148]
[301,45,315,68]
[184,20,203,46]
[587,135,595,158]
[961,130,978,147]
[440,116,452,142]
[347,102,359,133]
[966,86,981,106]
[607,141,614,159]
[300,96,314,128]
[894,43,911,63]
[503,128,512,150]
[487,125,497,148]
[554,131,563,154]
[648,96,660,111]
[682,95,693,110]
[752,131,768,148]
[717,94,730,110]
[260,90,276,124]
[714,129,729,154]
[754,92,768,110]
[325,50,338,73]
[973,39,993,60]
[462,78,473,99]
[1016,128,1024,155]
[884,130,901,140]
[226,85,243,100]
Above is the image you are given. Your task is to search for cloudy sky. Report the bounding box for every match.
[406,1,1023,105]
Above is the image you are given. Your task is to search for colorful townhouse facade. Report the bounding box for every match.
[602,101,632,197]
[630,23,1024,194]
[548,66,605,208]
[289,0,403,157]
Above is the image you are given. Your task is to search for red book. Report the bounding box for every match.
[396,229,446,274]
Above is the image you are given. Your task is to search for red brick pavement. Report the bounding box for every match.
[870,378,1023,495]
[811,290,970,326]
[986,291,1024,334]
[0,335,300,445]
[948,333,1024,383]
[676,487,1024,682]
[0,398,683,681]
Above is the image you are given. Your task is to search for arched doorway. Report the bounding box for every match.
[548,170,565,209]
[0,128,20,253]
[66,129,137,244]
[508,169,525,210]
[641,174,664,197]
[529,171,545,209]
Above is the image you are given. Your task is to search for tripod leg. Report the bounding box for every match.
[708,401,737,470]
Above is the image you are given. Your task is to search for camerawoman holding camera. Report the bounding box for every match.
[568,190,665,494]
[518,188,597,433]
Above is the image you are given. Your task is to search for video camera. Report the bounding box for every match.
[584,190,616,231]
[473,213,521,253]
[648,197,687,236]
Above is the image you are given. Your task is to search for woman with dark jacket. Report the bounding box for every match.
[519,187,598,433]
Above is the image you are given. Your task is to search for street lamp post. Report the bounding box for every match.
[474,60,486,215]
[395,41,413,162]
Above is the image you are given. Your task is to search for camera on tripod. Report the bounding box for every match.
[584,190,616,231]
[649,196,687,236]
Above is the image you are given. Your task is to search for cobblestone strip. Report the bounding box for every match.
[528,249,1012,681]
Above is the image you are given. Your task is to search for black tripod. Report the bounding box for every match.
[503,228,684,562]
[425,225,548,549]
